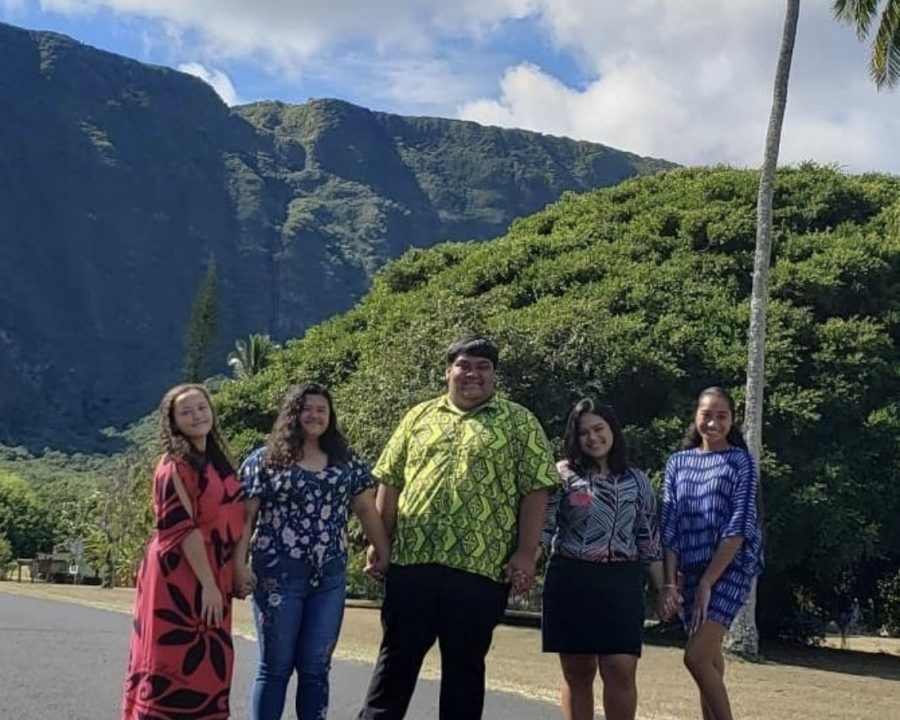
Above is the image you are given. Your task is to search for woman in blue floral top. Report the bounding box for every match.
[234,382,391,720]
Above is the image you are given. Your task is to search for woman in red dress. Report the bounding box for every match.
[123,384,248,719]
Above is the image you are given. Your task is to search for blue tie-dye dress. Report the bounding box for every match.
[661,446,764,629]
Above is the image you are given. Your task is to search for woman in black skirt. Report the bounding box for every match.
[541,399,664,720]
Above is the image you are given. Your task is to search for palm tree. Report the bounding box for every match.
[732,0,801,659]
[834,0,900,89]
[227,333,279,379]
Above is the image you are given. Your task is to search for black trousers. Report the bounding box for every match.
[357,563,508,720]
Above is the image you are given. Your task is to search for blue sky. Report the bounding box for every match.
[3,0,900,172]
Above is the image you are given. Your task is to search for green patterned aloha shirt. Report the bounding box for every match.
[374,394,558,581]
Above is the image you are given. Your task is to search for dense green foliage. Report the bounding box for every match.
[0,417,159,585]
[0,469,56,558]
[0,534,12,576]
[877,570,900,635]
[215,165,900,639]
[0,21,670,450]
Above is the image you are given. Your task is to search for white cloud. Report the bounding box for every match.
[38,0,539,65]
[460,0,900,172]
[177,62,240,106]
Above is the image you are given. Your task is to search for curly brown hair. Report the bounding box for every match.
[264,383,349,470]
[158,383,235,475]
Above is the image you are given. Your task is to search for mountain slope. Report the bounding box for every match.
[0,21,672,448]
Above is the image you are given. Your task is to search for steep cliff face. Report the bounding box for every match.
[0,22,673,448]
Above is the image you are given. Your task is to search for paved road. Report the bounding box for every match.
[0,593,556,719]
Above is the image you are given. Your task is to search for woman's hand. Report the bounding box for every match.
[690,579,712,635]
[233,564,256,599]
[659,585,682,621]
[372,545,391,576]
[200,580,225,627]
[504,548,537,595]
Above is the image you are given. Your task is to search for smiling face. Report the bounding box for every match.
[577,412,615,464]
[445,353,496,410]
[694,392,734,450]
[172,389,214,446]
[299,393,331,441]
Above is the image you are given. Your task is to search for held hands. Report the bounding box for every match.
[658,584,683,622]
[364,544,390,581]
[233,563,256,600]
[504,547,537,595]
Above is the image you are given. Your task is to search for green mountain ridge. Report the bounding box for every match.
[0,21,673,450]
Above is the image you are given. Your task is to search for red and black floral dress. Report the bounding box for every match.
[123,454,245,719]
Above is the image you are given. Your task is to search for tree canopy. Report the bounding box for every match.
[216,165,900,638]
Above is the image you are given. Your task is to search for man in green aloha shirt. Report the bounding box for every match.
[358,334,559,720]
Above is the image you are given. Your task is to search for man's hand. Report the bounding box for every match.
[503,548,537,594]
[364,544,388,581]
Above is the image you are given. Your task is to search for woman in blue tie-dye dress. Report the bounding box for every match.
[660,387,763,720]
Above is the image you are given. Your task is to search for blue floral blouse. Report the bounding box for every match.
[239,447,373,575]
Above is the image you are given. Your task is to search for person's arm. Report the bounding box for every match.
[233,498,259,598]
[659,457,682,620]
[352,489,392,575]
[364,410,410,576]
[648,560,664,592]
[539,482,563,560]
[375,483,401,538]
[167,468,224,627]
[507,410,559,591]
[663,548,679,587]
[699,537,744,587]
[364,484,400,577]
[505,488,549,592]
[634,470,663,588]
[233,449,269,598]
[660,548,682,621]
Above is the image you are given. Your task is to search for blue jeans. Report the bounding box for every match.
[250,555,347,720]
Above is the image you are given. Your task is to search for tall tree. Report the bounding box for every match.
[732,0,802,659]
[834,0,900,89]
[227,333,280,380]
[182,255,220,383]
[0,469,56,558]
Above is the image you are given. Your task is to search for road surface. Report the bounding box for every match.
[0,592,557,719]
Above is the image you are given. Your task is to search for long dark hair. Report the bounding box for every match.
[158,383,235,476]
[682,386,748,450]
[563,398,629,476]
[264,383,349,469]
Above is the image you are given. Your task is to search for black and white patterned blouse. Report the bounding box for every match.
[542,459,661,563]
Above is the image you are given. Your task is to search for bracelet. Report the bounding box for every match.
[662,583,678,589]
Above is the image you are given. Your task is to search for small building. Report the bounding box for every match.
[31,548,99,584]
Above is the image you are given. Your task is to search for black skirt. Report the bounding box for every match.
[541,556,646,656]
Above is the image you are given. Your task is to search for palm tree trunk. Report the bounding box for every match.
[729,0,801,659]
